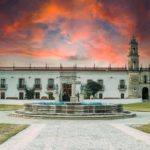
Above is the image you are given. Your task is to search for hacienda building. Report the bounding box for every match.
[0,36,149,101]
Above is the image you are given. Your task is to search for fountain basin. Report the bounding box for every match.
[12,101,136,119]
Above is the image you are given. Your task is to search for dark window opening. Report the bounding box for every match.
[1,79,6,88]
[35,79,41,89]
[19,92,24,100]
[143,75,147,83]
[119,80,126,89]
[35,92,40,99]
[121,93,124,99]
[99,93,103,99]
[48,79,54,89]
[18,78,25,88]
[1,92,5,99]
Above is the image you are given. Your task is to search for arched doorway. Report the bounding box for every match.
[62,83,71,102]
[142,87,149,100]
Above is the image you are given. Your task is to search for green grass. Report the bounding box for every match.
[0,123,28,144]
[123,101,150,112]
[0,105,23,111]
[134,124,150,134]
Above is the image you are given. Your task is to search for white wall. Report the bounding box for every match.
[0,70,131,100]
[0,71,60,99]
[77,71,128,99]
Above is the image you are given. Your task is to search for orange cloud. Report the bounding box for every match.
[91,2,135,37]
[86,32,125,65]
[32,0,96,23]
[0,48,75,59]
[30,28,46,43]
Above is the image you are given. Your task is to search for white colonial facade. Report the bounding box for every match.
[0,37,149,101]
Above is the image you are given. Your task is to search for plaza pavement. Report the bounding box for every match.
[0,111,150,150]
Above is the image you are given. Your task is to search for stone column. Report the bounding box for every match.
[54,92,59,102]
[71,83,76,97]
[70,82,78,103]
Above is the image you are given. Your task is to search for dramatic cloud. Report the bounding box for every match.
[0,0,149,67]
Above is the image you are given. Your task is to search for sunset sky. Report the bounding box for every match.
[0,0,150,67]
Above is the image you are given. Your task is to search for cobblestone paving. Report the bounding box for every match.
[0,111,150,150]
[24,122,150,150]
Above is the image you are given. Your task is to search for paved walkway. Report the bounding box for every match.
[0,111,150,150]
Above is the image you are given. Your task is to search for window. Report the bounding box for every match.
[18,78,25,88]
[48,92,54,100]
[35,78,41,88]
[48,79,54,89]
[1,79,5,85]
[35,78,41,85]
[133,48,136,54]
[1,92,5,99]
[120,80,125,85]
[119,80,125,89]
[98,80,104,90]
[143,75,147,83]
[35,92,40,99]
[99,93,103,99]
[1,79,6,88]
[121,93,124,99]
[97,80,103,85]
[19,92,24,100]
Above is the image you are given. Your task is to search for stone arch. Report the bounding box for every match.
[142,87,149,100]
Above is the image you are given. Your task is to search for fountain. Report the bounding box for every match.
[13,101,136,119]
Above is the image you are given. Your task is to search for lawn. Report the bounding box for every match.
[0,105,23,111]
[133,124,150,134]
[123,101,150,112]
[0,123,28,144]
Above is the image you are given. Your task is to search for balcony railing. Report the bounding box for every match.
[0,84,7,90]
[47,84,55,90]
[17,84,26,90]
[118,85,127,91]
[34,84,42,90]
[140,80,150,84]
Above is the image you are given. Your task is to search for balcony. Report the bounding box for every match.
[17,84,26,90]
[118,85,127,91]
[34,84,42,90]
[47,84,55,90]
[140,80,150,84]
[0,84,7,90]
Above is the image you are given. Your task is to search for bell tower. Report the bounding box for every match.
[128,36,140,98]
[128,36,139,71]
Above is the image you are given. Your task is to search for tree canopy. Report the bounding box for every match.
[85,80,101,97]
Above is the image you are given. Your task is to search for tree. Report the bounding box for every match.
[85,80,101,98]
[25,87,35,99]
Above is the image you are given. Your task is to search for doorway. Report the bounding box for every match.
[62,84,71,101]
[142,87,149,100]
[19,92,24,100]
[1,92,5,99]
